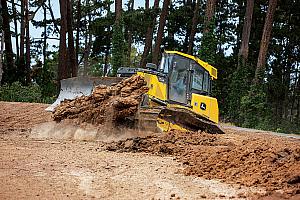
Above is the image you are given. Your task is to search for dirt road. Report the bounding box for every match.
[0,102,299,199]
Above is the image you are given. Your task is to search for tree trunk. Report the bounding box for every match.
[19,0,26,83]
[183,0,193,53]
[75,0,81,66]
[238,0,254,69]
[20,0,25,71]
[83,33,89,76]
[12,0,19,60]
[140,0,159,67]
[203,0,216,34]
[25,0,31,84]
[145,0,149,9]
[104,47,110,76]
[152,0,170,65]
[254,0,277,83]
[67,0,77,77]
[83,0,92,76]
[187,0,200,54]
[126,0,134,67]
[83,25,92,76]
[115,0,122,24]
[43,4,47,64]
[58,0,68,80]
[0,31,4,84]
[1,0,15,84]
[103,4,111,76]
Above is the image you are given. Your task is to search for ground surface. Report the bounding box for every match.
[0,102,299,200]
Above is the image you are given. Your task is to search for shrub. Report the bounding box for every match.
[239,83,269,128]
[0,82,44,103]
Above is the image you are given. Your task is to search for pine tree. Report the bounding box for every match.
[254,0,277,83]
[111,0,125,75]
[1,0,16,84]
[140,0,159,67]
[238,0,254,68]
[152,0,170,65]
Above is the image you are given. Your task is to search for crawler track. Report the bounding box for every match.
[135,106,224,134]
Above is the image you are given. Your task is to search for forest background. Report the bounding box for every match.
[0,0,299,134]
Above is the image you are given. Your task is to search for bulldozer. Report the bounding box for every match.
[47,51,223,134]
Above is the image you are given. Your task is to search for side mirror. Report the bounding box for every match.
[146,63,157,71]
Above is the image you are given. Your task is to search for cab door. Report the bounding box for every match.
[168,55,190,105]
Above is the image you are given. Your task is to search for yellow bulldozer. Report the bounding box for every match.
[47,51,223,134]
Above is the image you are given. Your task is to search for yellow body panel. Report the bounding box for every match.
[137,71,167,101]
[190,94,219,124]
[165,51,218,79]
[166,94,219,124]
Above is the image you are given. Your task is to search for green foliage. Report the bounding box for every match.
[0,82,42,103]
[111,18,126,75]
[92,8,114,57]
[124,7,155,43]
[0,81,56,104]
[198,19,217,64]
[164,1,194,51]
[272,119,300,135]
[239,83,270,128]
[129,46,142,67]
[89,62,104,77]
[239,83,300,134]
[227,64,253,123]
[31,60,57,99]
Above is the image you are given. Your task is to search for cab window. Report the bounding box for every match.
[158,54,173,74]
[168,55,189,104]
[191,61,211,94]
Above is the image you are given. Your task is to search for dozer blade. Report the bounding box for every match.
[157,108,225,134]
[46,77,123,112]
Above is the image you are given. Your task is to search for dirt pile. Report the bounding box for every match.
[53,75,148,127]
[182,139,300,196]
[106,130,217,155]
[106,130,300,197]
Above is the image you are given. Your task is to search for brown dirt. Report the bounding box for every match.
[0,101,51,133]
[1,101,257,200]
[1,101,300,199]
[53,74,148,127]
[107,130,300,199]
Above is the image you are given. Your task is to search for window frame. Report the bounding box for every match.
[190,61,211,95]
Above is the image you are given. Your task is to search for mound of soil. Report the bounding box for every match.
[106,130,300,198]
[53,75,148,127]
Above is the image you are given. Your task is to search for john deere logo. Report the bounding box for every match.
[200,103,206,110]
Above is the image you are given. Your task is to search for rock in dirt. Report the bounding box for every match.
[52,75,148,127]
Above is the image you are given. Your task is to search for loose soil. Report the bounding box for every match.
[53,74,148,127]
[0,101,299,199]
[107,130,300,198]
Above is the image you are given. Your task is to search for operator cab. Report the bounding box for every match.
[158,52,213,106]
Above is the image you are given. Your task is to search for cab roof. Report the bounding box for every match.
[165,51,218,79]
